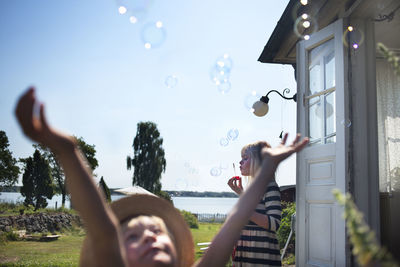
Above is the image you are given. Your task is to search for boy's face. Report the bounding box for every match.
[122,216,177,267]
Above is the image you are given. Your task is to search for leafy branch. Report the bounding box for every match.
[333,189,398,267]
[377,42,400,76]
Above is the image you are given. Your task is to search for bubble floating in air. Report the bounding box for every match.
[215,54,233,73]
[210,65,230,85]
[294,13,318,40]
[342,25,364,50]
[165,75,178,88]
[141,21,167,49]
[341,118,352,128]
[217,80,231,94]
[210,54,233,94]
[244,91,261,112]
[227,128,239,141]
[210,167,222,176]
[115,0,153,22]
[129,16,138,24]
[220,137,229,147]
[118,6,127,14]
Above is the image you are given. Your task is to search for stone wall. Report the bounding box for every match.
[0,213,83,234]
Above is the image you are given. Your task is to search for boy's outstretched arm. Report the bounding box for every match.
[195,133,308,267]
[15,88,127,267]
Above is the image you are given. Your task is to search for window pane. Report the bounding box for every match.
[326,135,336,143]
[325,52,335,89]
[326,91,336,137]
[309,100,322,142]
[309,63,321,95]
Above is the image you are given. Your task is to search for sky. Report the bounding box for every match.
[0,0,298,192]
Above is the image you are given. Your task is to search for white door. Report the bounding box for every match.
[296,19,348,266]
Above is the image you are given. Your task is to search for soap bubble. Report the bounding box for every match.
[220,137,229,147]
[340,118,352,128]
[215,54,233,73]
[210,65,230,85]
[210,167,222,176]
[115,0,153,22]
[342,26,364,50]
[244,91,261,112]
[141,21,167,49]
[118,6,127,14]
[227,128,239,141]
[217,80,231,94]
[165,75,178,88]
[129,16,138,24]
[294,13,318,40]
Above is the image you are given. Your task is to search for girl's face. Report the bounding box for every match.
[239,150,251,176]
[122,216,177,267]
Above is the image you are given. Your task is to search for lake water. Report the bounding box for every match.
[0,192,238,214]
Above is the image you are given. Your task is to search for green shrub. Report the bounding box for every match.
[282,253,295,265]
[5,230,19,241]
[277,201,296,249]
[156,190,172,203]
[180,210,199,229]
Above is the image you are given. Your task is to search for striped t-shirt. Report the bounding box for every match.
[233,181,282,266]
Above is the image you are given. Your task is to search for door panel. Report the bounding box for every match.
[296,19,347,267]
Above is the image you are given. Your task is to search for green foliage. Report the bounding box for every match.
[0,130,20,190]
[75,136,99,171]
[127,121,166,193]
[33,136,98,208]
[20,150,55,210]
[180,209,199,229]
[0,202,77,216]
[98,176,111,202]
[277,202,296,249]
[333,189,398,267]
[282,253,295,265]
[0,230,19,244]
[156,190,172,203]
[377,42,400,76]
[33,143,66,206]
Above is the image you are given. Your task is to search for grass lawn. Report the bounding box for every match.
[0,234,84,267]
[0,223,224,267]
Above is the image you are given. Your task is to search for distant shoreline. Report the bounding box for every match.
[1,186,239,198]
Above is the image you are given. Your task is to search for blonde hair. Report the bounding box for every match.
[241,140,271,180]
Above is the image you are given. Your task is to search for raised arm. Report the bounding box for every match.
[195,133,308,267]
[15,88,127,267]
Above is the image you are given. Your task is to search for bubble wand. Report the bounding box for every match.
[233,163,240,180]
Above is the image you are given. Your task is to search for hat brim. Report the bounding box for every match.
[80,194,195,267]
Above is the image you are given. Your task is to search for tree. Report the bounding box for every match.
[99,176,111,203]
[127,121,166,193]
[20,150,54,210]
[33,136,99,207]
[0,130,20,190]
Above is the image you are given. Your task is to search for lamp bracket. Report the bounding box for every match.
[264,88,297,103]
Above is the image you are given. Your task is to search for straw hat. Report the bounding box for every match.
[80,194,195,267]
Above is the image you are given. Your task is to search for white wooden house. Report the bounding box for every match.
[258,0,400,265]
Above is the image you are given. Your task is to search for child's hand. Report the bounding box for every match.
[15,87,75,152]
[227,176,243,195]
[261,133,309,166]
